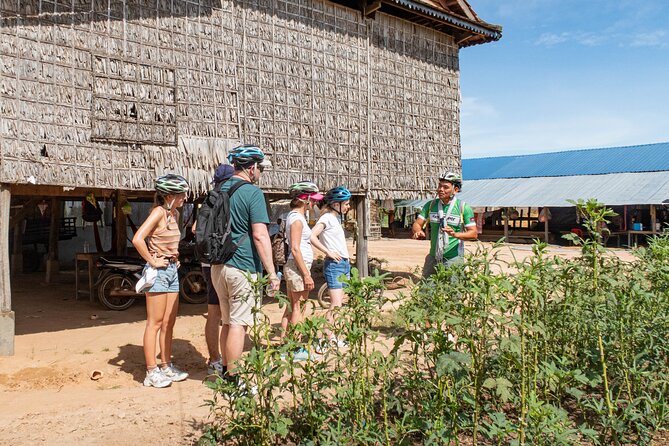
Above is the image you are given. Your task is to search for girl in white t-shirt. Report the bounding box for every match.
[310,186,352,348]
[280,182,324,346]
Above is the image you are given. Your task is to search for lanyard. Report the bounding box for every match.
[438,197,458,227]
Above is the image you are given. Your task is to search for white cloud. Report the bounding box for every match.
[630,30,669,48]
[536,32,570,46]
[535,31,608,47]
[460,96,497,118]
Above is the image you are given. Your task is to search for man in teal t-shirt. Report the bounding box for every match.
[411,171,478,277]
[210,145,280,387]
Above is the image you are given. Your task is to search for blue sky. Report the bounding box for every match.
[459,0,669,158]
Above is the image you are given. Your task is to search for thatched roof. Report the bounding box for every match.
[0,0,500,199]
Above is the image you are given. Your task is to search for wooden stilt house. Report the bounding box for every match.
[0,0,501,354]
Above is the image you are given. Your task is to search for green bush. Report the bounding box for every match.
[200,200,669,446]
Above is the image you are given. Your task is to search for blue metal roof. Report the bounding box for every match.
[463,142,669,180]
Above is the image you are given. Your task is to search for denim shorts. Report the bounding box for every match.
[146,263,180,293]
[323,258,351,290]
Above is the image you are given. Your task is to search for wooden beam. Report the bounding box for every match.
[8,184,155,201]
[0,184,15,355]
[114,191,128,256]
[504,208,509,241]
[9,198,40,228]
[544,207,550,243]
[651,205,657,234]
[11,218,23,275]
[356,195,369,277]
[45,198,60,283]
[364,0,381,17]
[454,0,477,21]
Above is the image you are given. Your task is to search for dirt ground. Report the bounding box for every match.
[0,239,636,445]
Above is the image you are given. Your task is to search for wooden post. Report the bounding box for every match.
[544,208,549,243]
[11,218,23,275]
[45,198,60,283]
[503,208,509,241]
[114,191,127,256]
[0,184,15,355]
[356,195,369,277]
[651,205,657,234]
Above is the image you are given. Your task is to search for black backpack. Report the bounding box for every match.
[195,180,251,264]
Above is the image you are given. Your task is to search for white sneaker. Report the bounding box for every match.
[207,359,224,376]
[293,347,317,362]
[227,375,258,398]
[330,336,348,349]
[143,368,172,388]
[161,363,188,382]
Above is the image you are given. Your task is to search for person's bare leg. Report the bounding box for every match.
[219,323,230,367]
[159,292,179,365]
[143,292,167,368]
[324,288,345,339]
[280,289,294,339]
[290,290,308,325]
[205,304,222,360]
[225,324,247,374]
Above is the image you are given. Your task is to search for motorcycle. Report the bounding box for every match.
[95,253,207,311]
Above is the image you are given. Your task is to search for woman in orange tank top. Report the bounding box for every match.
[132,174,190,388]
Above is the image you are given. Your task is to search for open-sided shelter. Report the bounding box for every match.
[458,142,669,244]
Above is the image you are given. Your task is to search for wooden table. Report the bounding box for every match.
[627,230,656,247]
[75,252,100,302]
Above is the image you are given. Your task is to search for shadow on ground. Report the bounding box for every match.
[12,271,208,335]
[108,339,209,384]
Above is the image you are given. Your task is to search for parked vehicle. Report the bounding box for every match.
[178,248,207,304]
[95,254,207,311]
[95,256,144,311]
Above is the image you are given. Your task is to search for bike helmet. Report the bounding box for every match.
[324,186,352,204]
[289,181,320,197]
[227,144,267,168]
[155,174,189,195]
[438,171,463,190]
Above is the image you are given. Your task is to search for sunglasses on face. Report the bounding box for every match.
[257,163,265,173]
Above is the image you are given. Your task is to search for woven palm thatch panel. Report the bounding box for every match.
[0,0,461,198]
[0,0,242,196]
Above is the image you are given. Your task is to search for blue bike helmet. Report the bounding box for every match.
[324,186,351,204]
[227,144,267,168]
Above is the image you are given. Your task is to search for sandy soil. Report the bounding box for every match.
[0,239,636,445]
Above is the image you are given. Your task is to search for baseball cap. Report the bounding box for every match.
[212,164,234,185]
[297,192,324,201]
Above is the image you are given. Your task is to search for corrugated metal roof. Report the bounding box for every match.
[463,142,669,180]
[456,172,669,207]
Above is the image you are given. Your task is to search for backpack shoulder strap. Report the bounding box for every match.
[226,179,251,197]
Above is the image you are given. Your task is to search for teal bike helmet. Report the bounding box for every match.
[227,144,267,168]
[324,186,351,204]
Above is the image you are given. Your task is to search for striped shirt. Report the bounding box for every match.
[147,207,181,258]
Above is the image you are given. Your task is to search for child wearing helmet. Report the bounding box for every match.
[132,173,190,388]
[411,171,477,277]
[280,182,324,358]
[310,186,352,349]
